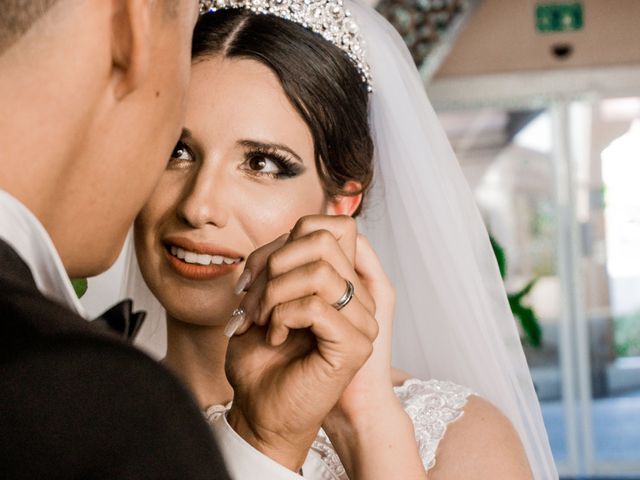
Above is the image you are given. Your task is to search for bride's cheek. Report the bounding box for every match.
[238,190,324,247]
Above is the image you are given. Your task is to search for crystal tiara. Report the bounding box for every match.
[199,0,373,91]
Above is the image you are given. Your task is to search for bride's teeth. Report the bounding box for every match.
[196,254,212,266]
[184,251,198,263]
[170,246,240,266]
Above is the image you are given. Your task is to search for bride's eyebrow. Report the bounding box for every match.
[238,140,303,164]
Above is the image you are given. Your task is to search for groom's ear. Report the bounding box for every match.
[326,181,363,217]
[110,0,155,100]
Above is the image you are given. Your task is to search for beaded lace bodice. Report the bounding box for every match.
[205,379,472,478]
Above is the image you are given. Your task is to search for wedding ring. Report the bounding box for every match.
[332,279,354,311]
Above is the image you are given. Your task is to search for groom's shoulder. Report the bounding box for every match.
[0,284,229,478]
[0,241,98,339]
[0,333,229,479]
[0,267,194,413]
[0,272,192,415]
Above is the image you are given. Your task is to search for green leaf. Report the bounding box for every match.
[71,278,88,299]
[512,304,543,348]
[489,233,543,348]
[508,280,543,348]
[489,234,507,279]
[509,278,539,303]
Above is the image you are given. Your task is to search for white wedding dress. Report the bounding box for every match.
[205,378,473,479]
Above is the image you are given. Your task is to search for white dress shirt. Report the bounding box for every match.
[209,409,338,480]
[0,190,86,317]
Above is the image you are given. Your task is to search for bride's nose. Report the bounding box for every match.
[176,168,230,229]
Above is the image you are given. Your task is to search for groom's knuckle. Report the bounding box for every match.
[262,279,278,304]
[338,215,356,233]
[266,252,282,278]
[353,337,373,360]
[271,303,286,325]
[292,215,313,236]
[303,295,325,316]
[365,314,379,340]
[310,229,334,249]
[311,260,333,283]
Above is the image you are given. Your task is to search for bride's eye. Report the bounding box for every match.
[241,150,303,179]
[248,155,281,175]
[168,140,195,168]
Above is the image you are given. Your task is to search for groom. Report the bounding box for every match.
[0,1,230,478]
[0,1,374,478]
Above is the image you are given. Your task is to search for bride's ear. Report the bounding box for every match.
[325,181,363,217]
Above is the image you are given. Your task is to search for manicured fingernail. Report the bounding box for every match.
[224,308,246,338]
[234,316,252,336]
[234,270,252,296]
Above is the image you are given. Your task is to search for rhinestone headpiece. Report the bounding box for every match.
[199,0,372,91]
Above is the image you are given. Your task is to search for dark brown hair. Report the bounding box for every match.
[0,0,59,53]
[0,0,177,55]
[192,9,374,216]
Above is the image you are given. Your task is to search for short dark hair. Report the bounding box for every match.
[0,0,176,55]
[0,0,59,53]
[192,10,374,216]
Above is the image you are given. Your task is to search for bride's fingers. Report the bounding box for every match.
[231,234,373,336]
[239,215,356,294]
[237,233,289,293]
[289,215,358,264]
[232,269,268,336]
[266,296,377,364]
[257,261,378,340]
[263,231,375,315]
[354,234,394,301]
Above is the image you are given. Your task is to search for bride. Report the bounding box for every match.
[125,0,558,478]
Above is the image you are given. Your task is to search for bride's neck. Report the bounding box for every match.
[164,316,233,410]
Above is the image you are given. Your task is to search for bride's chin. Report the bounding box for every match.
[165,306,232,330]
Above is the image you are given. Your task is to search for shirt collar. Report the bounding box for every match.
[0,190,87,318]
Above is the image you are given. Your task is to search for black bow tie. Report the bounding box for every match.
[92,299,146,341]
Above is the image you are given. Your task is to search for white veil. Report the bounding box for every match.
[350,1,557,477]
[125,1,558,477]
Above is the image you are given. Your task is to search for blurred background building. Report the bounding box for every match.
[82,1,640,478]
[374,0,640,477]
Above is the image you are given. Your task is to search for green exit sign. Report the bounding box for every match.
[536,2,584,33]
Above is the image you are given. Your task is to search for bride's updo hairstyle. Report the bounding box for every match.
[193,10,374,216]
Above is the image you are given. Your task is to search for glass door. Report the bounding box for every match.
[437,97,640,477]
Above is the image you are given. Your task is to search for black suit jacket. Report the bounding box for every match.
[0,240,230,479]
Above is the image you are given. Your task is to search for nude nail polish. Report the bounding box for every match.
[233,270,252,296]
[224,308,246,338]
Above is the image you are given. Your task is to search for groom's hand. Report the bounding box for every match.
[224,215,378,471]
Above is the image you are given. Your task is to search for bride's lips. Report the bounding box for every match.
[162,236,244,281]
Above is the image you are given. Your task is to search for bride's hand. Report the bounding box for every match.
[324,234,398,424]
[224,215,379,472]
[310,233,425,480]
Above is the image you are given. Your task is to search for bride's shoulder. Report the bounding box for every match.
[392,369,532,479]
[429,394,532,479]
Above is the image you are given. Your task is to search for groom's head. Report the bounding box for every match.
[0,0,199,277]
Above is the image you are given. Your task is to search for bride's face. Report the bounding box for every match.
[134,56,328,326]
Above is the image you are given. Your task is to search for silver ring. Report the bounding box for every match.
[332,279,354,311]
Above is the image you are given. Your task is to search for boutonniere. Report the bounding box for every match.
[71,278,88,298]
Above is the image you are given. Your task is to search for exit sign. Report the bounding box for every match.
[536,2,584,33]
